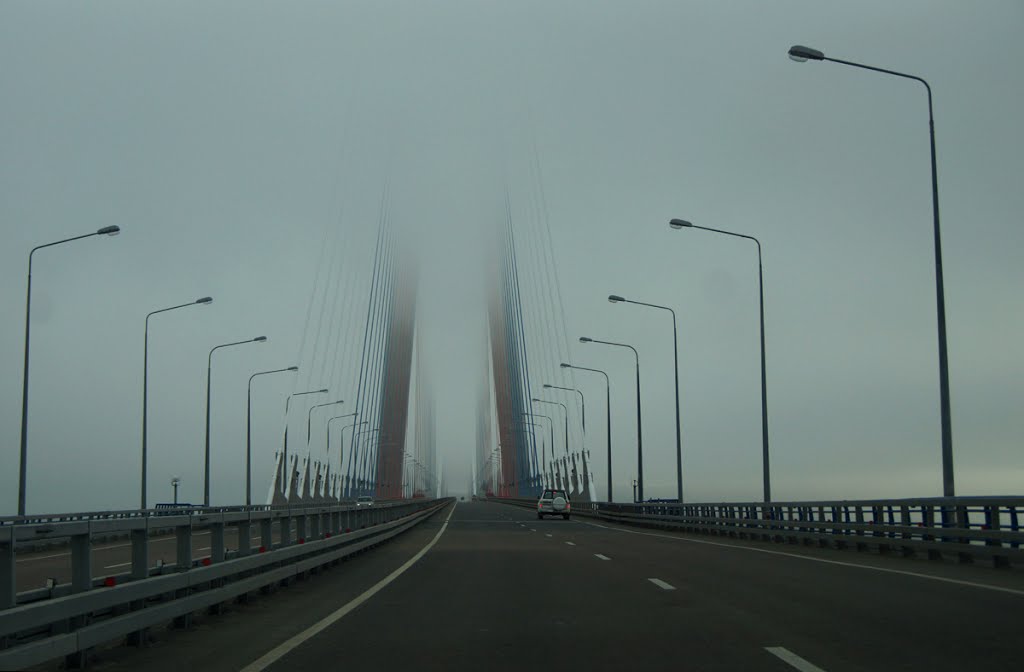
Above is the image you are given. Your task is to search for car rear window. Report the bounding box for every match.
[543,490,567,499]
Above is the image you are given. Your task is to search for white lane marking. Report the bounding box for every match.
[648,578,676,591]
[545,534,552,538]
[594,554,611,561]
[240,503,456,672]
[529,529,536,532]
[565,541,576,546]
[582,521,1024,598]
[765,647,827,672]
[103,562,132,569]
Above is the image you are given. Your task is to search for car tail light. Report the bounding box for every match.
[566,503,571,511]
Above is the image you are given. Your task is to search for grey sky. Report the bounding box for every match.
[1,1,1022,513]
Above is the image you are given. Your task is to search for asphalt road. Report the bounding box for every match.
[65,500,1024,671]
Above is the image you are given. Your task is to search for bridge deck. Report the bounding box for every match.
[84,501,1023,671]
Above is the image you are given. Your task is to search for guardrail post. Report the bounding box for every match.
[280,515,292,547]
[261,517,273,550]
[131,527,149,580]
[310,512,320,540]
[0,532,14,609]
[296,514,307,543]
[211,523,225,563]
[70,533,92,593]
[176,523,192,570]
[238,520,251,556]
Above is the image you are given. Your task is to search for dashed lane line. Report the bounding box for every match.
[594,554,611,561]
[648,578,676,591]
[582,520,1024,598]
[565,542,576,546]
[765,647,827,672]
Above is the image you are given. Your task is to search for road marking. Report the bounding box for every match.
[765,647,826,671]
[545,533,552,538]
[594,553,611,561]
[240,503,456,672]
[530,529,536,532]
[648,578,676,591]
[582,521,1024,598]
[565,541,576,546]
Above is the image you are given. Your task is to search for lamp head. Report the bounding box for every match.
[531,398,540,402]
[788,45,824,62]
[608,294,625,303]
[287,366,299,372]
[669,219,693,229]
[97,225,121,236]
[579,337,593,343]
[543,384,552,388]
[560,363,571,369]
[253,336,268,343]
[318,388,329,393]
[195,296,213,305]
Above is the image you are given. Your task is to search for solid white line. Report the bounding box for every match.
[240,504,455,672]
[582,521,1024,598]
[648,578,676,591]
[565,541,576,546]
[594,553,611,561]
[765,647,826,672]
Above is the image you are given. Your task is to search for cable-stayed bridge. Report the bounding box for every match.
[4,190,1024,672]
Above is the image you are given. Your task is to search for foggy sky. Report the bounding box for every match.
[1,1,1022,514]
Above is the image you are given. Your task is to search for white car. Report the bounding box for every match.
[355,495,374,508]
[537,489,570,520]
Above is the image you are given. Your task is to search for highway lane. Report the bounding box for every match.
[251,501,1023,671]
[41,500,1024,671]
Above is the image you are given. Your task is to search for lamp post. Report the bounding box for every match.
[561,363,612,502]
[171,477,180,505]
[246,366,298,505]
[18,225,121,515]
[533,398,570,457]
[141,296,213,509]
[788,44,954,497]
[669,220,771,502]
[543,384,586,434]
[609,293,684,503]
[204,336,266,507]
[307,399,344,444]
[327,413,358,467]
[517,416,546,488]
[580,336,644,501]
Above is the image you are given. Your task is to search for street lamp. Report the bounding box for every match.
[246,366,298,505]
[788,44,955,497]
[561,362,612,502]
[580,336,644,501]
[204,336,266,506]
[543,384,586,434]
[141,295,213,509]
[18,225,121,515]
[669,219,771,502]
[533,399,570,461]
[609,293,684,503]
[308,399,344,444]
[171,477,181,505]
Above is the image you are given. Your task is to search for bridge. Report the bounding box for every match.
[3,5,1024,670]
[4,208,1024,670]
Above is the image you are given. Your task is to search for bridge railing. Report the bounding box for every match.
[0,498,451,670]
[494,495,1024,567]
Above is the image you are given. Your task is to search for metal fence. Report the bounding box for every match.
[0,498,451,669]
[494,495,1024,567]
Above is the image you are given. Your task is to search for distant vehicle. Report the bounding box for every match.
[355,495,374,508]
[537,489,570,520]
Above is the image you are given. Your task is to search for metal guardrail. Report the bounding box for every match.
[493,495,1024,567]
[0,498,451,670]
